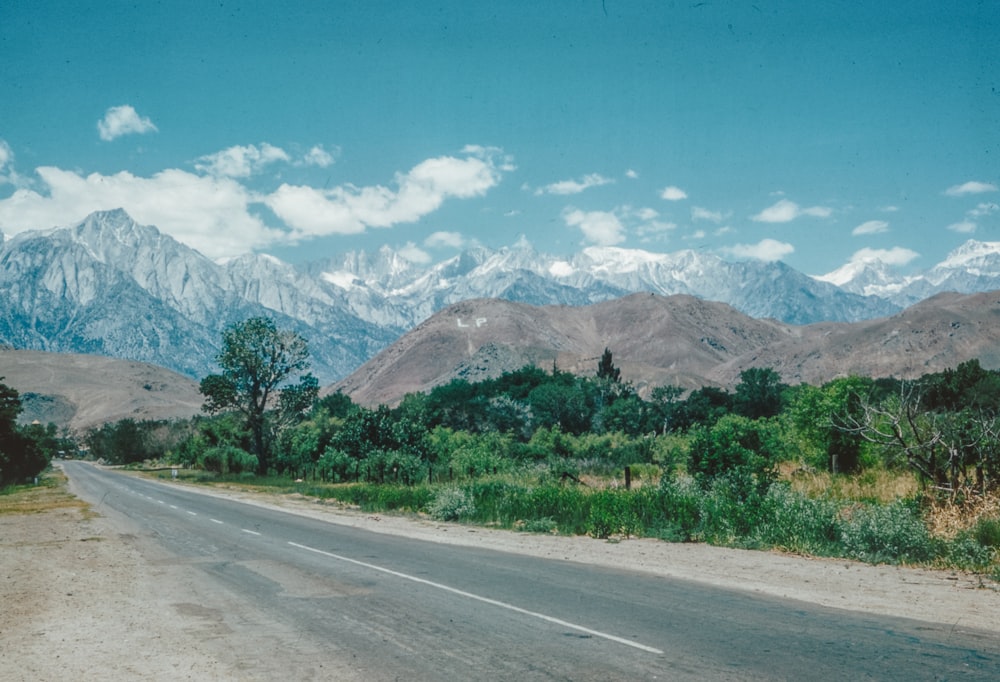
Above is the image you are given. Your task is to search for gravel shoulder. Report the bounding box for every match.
[2,465,998,680]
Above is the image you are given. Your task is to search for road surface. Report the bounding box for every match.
[62,462,999,680]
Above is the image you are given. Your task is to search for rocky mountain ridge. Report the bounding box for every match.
[3,209,1000,385]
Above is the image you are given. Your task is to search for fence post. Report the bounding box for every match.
[624,465,632,490]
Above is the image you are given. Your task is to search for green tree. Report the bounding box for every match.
[199,317,317,474]
[688,414,785,488]
[0,380,50,485]
[596,347,621,383]
[788,377,872,473]
[734,367,786,420]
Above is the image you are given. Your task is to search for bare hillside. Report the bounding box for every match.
[333,291,1000,407]
[0,349,203,431]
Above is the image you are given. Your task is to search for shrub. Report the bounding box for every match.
[428,487,476,522]
[749,484,841,556]
[973,517,1000,549]
[198,445,257,474]
[839,499,934,564]
[587,490,641,539]
[648,475,702,541]
[945,533,996,570]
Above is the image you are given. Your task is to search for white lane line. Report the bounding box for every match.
[187,511,197,516]
[242,529,261,536]
[289,541,663,655]
[210,519,224,524]
[169,505,178,509]
[157,500,165,504]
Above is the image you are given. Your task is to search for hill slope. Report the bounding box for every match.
[0,349,203,431]
[333,291,1000,406]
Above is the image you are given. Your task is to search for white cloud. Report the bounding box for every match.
[847,247,920,267]
[629,206,674,238]
[97,105,158,141]
[691,206,729,223]
[424,231,467,249]
[947,220,977,234]
[944,181,998,197]
[625,169,639,179]
[0,140,26,188]
[852,220,890,236]
[302,145,336,168]
[397,242,432,264]
[562,207,626,246]
[0,146,511,260]
[0,166,277,259]
[720,238,795,262]
[968,202,999,219]
[0,140,12,172]
[266,147,509,238]
[535,173,613,196]
[752,198,832,223]
[660,185,687,201]
[195,143,290,178]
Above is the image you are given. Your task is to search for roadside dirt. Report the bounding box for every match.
[2,466,998,680]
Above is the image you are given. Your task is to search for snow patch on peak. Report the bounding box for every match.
[549,261,575,277]
[938,240,1000,269]
[322,270,361,290]
[816,261,871,287]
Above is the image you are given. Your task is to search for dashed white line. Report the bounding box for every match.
[187,511,197,516]
[288,541,663,655]
[242,529,261,536]
[210,519,223,524]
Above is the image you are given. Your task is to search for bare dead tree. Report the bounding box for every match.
[834,381,999,498]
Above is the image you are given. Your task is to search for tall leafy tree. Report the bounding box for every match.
[734,367,786,420]
[0,380,50,485]
[199,317,317,474]
[596,347,621,383]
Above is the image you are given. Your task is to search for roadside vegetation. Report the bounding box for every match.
[29,318,1000,579]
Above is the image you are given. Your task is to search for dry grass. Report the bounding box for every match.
[783,464,920,504]
[0,469,90,516]
[925,490,1000,538]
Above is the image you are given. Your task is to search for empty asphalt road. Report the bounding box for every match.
[62,462,999,680]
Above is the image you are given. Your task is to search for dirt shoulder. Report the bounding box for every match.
[2,467,998,680]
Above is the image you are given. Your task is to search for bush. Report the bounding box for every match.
[839,499,934,564]
[749,484,841,556]
[651,475,703,541]
[688,415,784,489]
[587,490,641,539]
[428,487,476,522]
[198,445,258,474]
[973,517,1000,549]
[945,533,996,570]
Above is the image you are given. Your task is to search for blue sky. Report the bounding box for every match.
[0,1,997,276]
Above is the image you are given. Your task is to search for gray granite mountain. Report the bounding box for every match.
[2,209,996,383]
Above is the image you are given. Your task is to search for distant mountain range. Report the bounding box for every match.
[333,290,1000,407]
[3,209,1000,385]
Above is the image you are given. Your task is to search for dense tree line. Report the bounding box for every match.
[76,319,1000,503]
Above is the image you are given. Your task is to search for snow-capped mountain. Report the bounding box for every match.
[817,240,1000,307]
[0,210,397,381]
[0,209,995,383]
